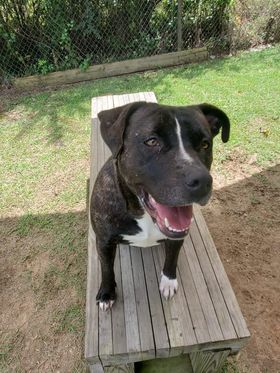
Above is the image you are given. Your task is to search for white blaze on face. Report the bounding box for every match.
[175,117,193,163]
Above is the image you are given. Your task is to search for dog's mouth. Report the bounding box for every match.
[140,192,193,239]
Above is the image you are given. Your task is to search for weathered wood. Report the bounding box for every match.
[141,246,170,358]
[112,246,127,357]
[190,219,237,340]
[193,205,250,339]
[14,48,208,89]
[130,247,155,360]
[84,97,102,365]
[87,362,105,373]
[190,350,230,373]
[177,241,211,344]
[97,96,114,361]
[85,92,250,372]
[153,244,197,355]
[85,236,101,364]
[104,364,135,373]
[120,245,141,357]
[183,235,223,342]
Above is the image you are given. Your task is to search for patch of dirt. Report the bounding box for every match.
[203,158,280,373]
[0,212,87,372]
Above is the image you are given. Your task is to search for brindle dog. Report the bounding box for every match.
[90,102,230,311]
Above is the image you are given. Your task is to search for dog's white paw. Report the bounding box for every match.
[98,300,114,312]
[159,272,178,300]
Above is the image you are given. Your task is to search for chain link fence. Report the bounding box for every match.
[1,0,280,85]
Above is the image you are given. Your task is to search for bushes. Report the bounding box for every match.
[0,0,279,81]
[0,0,233,79]
[231,0,280,50]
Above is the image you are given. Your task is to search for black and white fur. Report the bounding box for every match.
[90,102,230,311]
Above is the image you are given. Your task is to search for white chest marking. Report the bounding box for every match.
[175,117,194,163]
[121,211,167,247]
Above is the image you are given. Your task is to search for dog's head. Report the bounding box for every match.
[98,102,230,239]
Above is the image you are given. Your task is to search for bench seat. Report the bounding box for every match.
[85,92,250,373]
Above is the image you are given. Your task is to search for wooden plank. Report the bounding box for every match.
[183,235,224,342]
[124,93,134,104]
[152,244,197,354]
[112,246,127,357]
[104,95,114,159]
[85,98,102,364]
[14,48,208,89]
[97,95,114,361]
[113,94,124,109]
[98,263,114,360]
[141,247,170,357]
[104,364,135,373]
[85,237,101,364]
[190,218,237,340]
[143,91,158,103]
[90,99,100,184]
[190,350,230,373]
[130,247,155,360]
[177,245,211,344]
[101,92,156,365]
[88,362,104,373]
[120,245,141,358]
[194,205,250,339]
[98,95,110,162]
[189,336,248,355]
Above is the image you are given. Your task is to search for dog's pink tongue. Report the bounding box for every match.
[149,196,193,230]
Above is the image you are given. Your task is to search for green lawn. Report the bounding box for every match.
[0,46,279,372]
[1,46,280,217]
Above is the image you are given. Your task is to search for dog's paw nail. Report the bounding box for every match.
[99,300,115,311]
[159,273,178,300]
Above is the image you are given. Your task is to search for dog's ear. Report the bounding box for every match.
[198,103,230,143]
[98,102,146,158]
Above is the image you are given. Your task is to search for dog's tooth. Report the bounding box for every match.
[164,217,170,228]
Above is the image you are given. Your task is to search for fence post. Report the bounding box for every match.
[177,0,183,51]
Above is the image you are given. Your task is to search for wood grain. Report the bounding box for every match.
[194,205,250,339]
[190,350,230,373]
[104,364,135,373]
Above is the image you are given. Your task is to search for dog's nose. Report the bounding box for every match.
[186,172,212,196]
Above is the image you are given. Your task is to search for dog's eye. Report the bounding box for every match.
[144,137,159,147]
[201,140,210,150]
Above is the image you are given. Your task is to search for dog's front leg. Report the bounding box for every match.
[96,237,117,311]
[160,239,183,300]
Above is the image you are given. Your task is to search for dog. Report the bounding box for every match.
[90,101,230,311]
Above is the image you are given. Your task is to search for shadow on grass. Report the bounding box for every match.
[0,163,279,371]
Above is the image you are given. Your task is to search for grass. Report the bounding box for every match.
[1,46,280,219]
[54,304,84,334]
[221,359,241,373]
[0,46,279,372]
